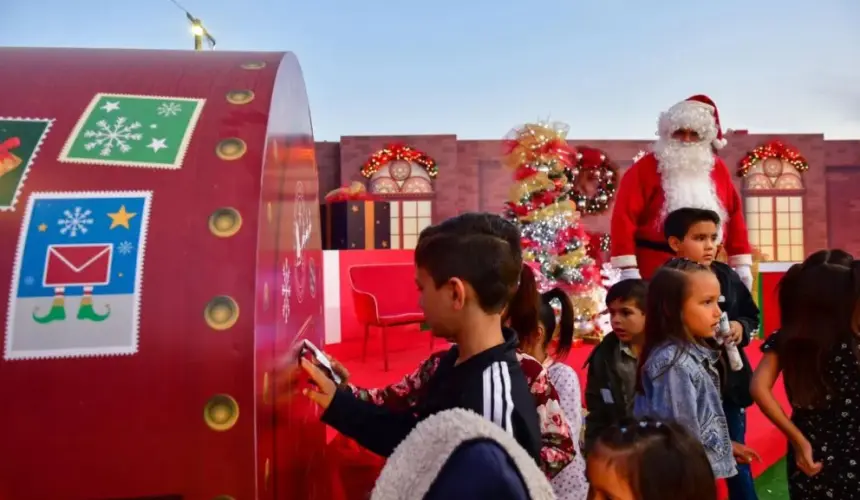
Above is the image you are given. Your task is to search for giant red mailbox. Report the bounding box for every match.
[0,48,332,500]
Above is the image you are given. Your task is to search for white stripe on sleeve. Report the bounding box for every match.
[482,361,514,434]
[482,364,493,424]
[499,361,515,435]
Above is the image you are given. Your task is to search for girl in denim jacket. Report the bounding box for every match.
[633,259,759,479]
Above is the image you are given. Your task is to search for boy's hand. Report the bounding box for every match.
[326,354,350,384]
[731,441,761,464]
[301,358,337,410]
[728,321,744,345]
[273,362,302,406]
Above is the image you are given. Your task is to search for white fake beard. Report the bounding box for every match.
[653,138,727,235]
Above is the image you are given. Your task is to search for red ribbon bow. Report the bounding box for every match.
[0,137,21,162]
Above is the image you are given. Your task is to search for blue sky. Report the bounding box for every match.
[5,0,859,141]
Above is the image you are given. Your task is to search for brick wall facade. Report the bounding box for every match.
[315,134,860,257]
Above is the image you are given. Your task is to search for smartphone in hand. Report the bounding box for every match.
[300,339,342,385]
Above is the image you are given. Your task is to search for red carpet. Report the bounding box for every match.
[326,328,789,499]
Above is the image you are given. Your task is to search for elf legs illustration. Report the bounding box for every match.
[33,285,112,323]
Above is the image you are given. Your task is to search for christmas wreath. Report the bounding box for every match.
[360,144,438,179]
[737,140,808,177]
[565,146,618,215]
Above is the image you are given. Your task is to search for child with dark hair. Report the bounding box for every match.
[302,213,543,463]
[663,207,760,499]
[633,259,759,480]
[512,268,588,499]
[318,213,576,480]
[584,279,648,452]
[586,417,717,500]
[751,249,860,499]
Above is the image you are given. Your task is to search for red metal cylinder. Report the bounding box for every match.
[0,47,328,500]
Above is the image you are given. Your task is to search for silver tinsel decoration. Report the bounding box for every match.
[520,213,568,249]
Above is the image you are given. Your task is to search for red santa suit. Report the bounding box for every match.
[610,95,753,281]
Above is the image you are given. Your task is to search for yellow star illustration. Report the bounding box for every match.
[108,205,137,230]
[37,223,47,232]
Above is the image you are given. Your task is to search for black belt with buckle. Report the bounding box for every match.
[635,238,673,254]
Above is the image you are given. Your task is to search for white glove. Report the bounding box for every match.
[619,268,641,281]
[734,264,753,291]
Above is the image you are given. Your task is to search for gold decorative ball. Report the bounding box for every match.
[204,394,239,432]
[226,90,255,105]
[216,138,247,161]
[208,208,242,238]
[204,296,240,330]
[240,61,266,70]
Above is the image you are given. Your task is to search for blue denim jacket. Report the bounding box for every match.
[633,341,737,479]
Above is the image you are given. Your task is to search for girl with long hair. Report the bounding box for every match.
[750,249,860,499]
[633,258,759,480]
[507,265,587,500]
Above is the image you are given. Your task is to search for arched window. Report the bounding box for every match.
[743,157,805,262]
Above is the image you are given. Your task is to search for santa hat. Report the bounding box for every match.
[684,94,727,150]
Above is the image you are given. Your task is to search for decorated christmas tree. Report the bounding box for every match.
[502,122,608,339]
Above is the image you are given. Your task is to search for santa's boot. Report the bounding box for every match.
[77,295,110,322]
[32,289,67,324]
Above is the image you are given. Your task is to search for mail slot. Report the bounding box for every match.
[0,48,332,500]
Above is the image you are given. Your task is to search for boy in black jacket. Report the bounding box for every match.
[301,213,542,464]
[583,279,648,452]
[664,208,760,500]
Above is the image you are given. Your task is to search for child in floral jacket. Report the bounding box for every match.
[340,348,575,479]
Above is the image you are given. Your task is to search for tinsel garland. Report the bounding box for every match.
[502,122,603,339]
[598,233,610,252]
[737,140,808,177]
[360,144,438,178]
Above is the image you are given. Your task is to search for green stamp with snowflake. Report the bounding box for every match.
[59,93,206,169]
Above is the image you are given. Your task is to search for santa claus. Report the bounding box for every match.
[610,95,753,287]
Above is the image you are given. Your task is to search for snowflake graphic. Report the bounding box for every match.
[57,206,94,237]
[118,241,134,255]
[157,102,182,117]
[23,276,35,286]
[83,116,143,157]
[281,258,291,324]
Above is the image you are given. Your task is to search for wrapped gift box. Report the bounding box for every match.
[321,200,391,250]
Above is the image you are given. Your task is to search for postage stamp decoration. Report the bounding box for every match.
[58,93,205,169]
[4,190,152,360]
[0,118,53,212]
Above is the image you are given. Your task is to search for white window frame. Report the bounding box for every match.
[386,198,433,250]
